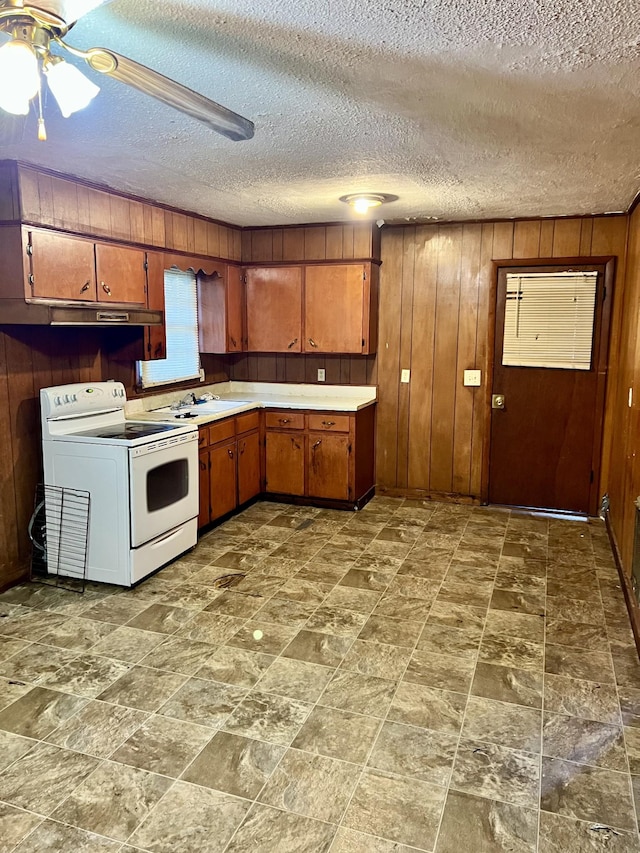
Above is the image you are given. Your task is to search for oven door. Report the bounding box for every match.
[129,432,198,547]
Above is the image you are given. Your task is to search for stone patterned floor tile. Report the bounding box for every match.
[10,820,121,852]
[258,747,361,823]
[435,789,538,853]
[343,768,446,851]
[292,704,380,762]
[224,803,336,853]
[2,501,640,853]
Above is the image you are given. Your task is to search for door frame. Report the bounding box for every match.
[481,255,616,515]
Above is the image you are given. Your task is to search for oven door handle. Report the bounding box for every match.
[149,527,186,548]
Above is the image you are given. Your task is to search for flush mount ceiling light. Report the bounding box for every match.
[339,193,398,215]
[0,0,254,142]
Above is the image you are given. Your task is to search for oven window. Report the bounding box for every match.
[147,459,189,512]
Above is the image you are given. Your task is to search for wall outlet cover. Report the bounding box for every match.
[317,368,326,382]
[401,369,411,383]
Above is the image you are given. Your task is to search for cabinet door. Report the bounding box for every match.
[29,229,96,301]
[198,266,228,353]
[143,251,166,361]
[305,264,366,353]
[308,433,350,500]
[237,431,261,505]
[245,267,302,352]
[198,451,211,528]
[95,243,147,304]
[227,266,244,352]
[265,432,305,495]
[210,440,238,521]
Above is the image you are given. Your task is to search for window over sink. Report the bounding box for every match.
[138,268,201,388]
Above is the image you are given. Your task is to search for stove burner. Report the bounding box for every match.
[76,422,185,440]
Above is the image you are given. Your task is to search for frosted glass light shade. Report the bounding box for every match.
[45,59,99,117]
[0,40,40,115]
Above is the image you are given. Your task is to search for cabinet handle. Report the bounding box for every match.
[321,420,335,427]
[312,439,322,449]
[101,282,112,295]
[154,342,164,357]
[230,336,237,347]
[228,449,234,459]
[287,338,298,349]
[292,439,301,450]
[80,281,90,294]
[308,338,318,348]
[199,459,207,471]
[239,441,245,455]
[279,418,290,424]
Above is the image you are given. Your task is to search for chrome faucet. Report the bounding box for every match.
[170,391,197,410]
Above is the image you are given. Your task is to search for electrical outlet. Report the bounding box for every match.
[317,369,326,382]
[401,369,411,383]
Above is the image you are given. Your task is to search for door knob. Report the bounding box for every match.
[491,394,505,409]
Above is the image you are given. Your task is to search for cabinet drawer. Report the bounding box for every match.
[235,410,260,434]
[208,417,235,445]
[265,411,304,430]
[307,414,350,433]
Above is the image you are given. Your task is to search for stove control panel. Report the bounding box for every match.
[41,382,127,419]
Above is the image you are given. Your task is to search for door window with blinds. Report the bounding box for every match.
[138,268,201,388]
[502,271,598,370]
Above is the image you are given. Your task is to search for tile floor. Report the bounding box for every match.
[0,497,639,851]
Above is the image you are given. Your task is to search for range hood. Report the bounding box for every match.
[1,299,162,326]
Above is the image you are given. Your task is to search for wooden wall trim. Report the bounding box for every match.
[605,510,640,655]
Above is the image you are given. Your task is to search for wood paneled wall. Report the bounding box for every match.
[0,326,103,589]
[0,161,242,260]
[377,216,628,498]
[606,205,640,577]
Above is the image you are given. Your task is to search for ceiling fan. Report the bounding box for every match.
[0,0,254,141]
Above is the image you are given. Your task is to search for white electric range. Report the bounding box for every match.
[40,381,199,586]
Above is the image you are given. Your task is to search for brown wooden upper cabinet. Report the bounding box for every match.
[198,264,244,353]
[245,266,303,352]
[243,262,378,355]
[27,227,147,305]
[305,263,377,354]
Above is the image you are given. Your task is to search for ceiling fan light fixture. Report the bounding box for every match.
[0,38,40,114]
[45,56,99,117]
[339,193,398,215]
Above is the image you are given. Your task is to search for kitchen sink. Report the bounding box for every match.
[151,400,249,418]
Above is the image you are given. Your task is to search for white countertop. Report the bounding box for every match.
[126,381,377,426]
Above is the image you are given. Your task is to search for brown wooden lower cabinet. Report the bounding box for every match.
[265,406,375,507]
[198,410,261,527]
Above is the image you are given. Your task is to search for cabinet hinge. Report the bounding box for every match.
[363,270,366,280]
[144,259,149,271]
[26,242,33,256]
[28,273,34,287]
[362,339,365,347]
[603,285,607,301]
[348,443,352,454]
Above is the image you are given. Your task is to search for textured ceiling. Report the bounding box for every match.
[0,0,639,226]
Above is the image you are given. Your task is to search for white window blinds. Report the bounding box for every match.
[138,268,201,388]
[502,271,598,370]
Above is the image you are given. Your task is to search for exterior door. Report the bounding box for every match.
[489,264,610,515]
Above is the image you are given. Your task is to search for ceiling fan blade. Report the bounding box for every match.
[85,47,254,142]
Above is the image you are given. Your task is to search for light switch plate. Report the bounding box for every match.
[317,369,326,382]
[463,369,481,387]
[401,369,411,383]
